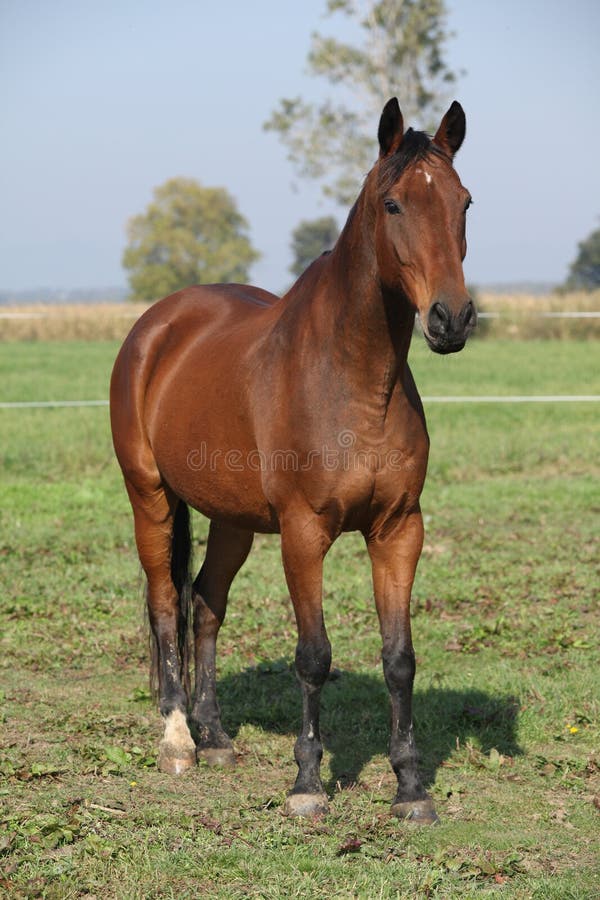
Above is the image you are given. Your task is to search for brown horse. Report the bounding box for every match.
[110,98,475,824]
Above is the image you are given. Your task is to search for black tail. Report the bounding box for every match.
[171,502,193,702]
[149,501,193,703]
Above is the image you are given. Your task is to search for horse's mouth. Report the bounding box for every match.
[424,333,467,355]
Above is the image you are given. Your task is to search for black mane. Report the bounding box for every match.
[378,128,449,193]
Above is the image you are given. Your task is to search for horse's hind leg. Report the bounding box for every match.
[127,481,196,775]
[190,520,254,766]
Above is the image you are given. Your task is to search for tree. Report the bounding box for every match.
[563,224,600,291]
[264,0,458,206]
[290,216,339,277]
[122,177,260,301]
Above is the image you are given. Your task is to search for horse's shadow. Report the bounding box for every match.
[218,660,521,793]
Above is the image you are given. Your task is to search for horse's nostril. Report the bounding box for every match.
[428,301,451,335]
[462,300,477,329]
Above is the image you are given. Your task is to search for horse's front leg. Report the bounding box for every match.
[366,509,438,824]
[280,511,332,817]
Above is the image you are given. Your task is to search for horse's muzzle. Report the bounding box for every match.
[425,299,477,354]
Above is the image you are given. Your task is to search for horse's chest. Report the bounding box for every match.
[262,425,427,533]
[342,413,429,526]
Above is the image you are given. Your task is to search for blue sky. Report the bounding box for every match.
[1,0,599,293]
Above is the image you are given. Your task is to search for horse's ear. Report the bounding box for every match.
[433,101,466,158]
[378,98,404,158]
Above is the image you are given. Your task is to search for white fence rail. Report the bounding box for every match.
[1,396,599,410]
[477,311,600,319]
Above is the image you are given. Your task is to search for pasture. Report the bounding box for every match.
[0,338,598,898]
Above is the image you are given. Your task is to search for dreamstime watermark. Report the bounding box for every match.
[186,429,409,473]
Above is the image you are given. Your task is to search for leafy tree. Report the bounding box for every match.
[563,224,600,290]
[290,216,339,277]
[264,0,458,205]
[122,177,260,301]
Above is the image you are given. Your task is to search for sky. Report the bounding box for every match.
[1,0,599,294]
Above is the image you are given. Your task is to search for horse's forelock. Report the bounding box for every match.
[378,129,448,194]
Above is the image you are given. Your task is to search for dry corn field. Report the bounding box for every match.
[0,303,150,342]
[0,291,599,342]
[476,290,600,339]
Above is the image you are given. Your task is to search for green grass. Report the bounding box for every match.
[1,340,599,898]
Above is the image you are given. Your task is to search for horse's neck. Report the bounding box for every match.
[277,189,414,410]
[319,198,414,402]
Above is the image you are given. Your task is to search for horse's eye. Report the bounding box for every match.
[384,198,401,215]
[464,197,473,212]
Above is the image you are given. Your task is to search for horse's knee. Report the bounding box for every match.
[382,645,415,693]
[295,634,332,688]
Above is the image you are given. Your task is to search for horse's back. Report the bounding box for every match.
[112,282,279,393]
[122,283,279,348]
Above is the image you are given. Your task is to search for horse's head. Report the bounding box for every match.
[374,98,476,354]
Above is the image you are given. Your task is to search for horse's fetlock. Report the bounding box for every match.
[393,771,428,804]
[390,744,418,773]
[159,691,188,719]
[294,733,323,766]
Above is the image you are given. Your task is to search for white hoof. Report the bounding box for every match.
[157,710,196,775]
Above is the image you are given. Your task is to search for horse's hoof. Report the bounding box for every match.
[391,797,440,825]
[283,792,329,818]
[197,746,236,767]
[157,742,196,775]
[158,710,196,774]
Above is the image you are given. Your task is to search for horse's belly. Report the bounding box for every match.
[151,419,278,532]
[174,464,277,533]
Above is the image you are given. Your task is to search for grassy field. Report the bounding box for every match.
[0,339,598,898]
